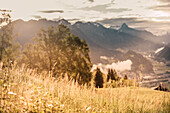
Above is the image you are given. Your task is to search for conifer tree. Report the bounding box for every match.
[94,67,104,88]
[110,69,117,81]
[107,68,111,82]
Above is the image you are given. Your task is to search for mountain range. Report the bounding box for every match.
[13,19,164,50]
[10,19,169,73]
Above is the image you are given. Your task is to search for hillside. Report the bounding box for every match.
[117,23,162,44]
[156,44,170,61]
[0,66,169,112]
[118,50,153,73]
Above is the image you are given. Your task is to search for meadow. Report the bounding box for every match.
[0,65,169,113]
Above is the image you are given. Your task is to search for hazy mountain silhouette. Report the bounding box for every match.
[118,23,155,40]
[11,19,163,73]
[72,21,160,51]
[117,23,169,45]
[13,19,160,51]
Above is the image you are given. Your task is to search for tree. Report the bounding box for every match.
[107,68,111,82]
[0,9,12,26]
[0,10,21,67]
[94,67,104,88]
[21,25,92,84]
[110,69,117,81]
[19,43,41,70]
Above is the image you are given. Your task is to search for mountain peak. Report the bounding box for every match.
[58,19,71,25]
[121,23,128,28]
[118,23,129,32]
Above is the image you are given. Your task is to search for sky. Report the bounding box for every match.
[1,0,170,35]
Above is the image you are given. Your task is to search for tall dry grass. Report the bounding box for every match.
[0,64,169,112]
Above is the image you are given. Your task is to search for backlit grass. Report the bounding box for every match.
[0,65,169,112]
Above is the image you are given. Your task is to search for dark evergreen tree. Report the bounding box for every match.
[107,68,111,82]
[95,67,104,88]
[110,69,117,81]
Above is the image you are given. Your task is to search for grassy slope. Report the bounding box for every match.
[0,66,170,113]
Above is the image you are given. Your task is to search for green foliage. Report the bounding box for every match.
[107,69,119,82]
[105,79,138,88]
[94,68,104,88]
[124,75,128,80]
[19,43,41,69]
[0,24,21,66]
[107,68,111,82]
[122,79,137,87]
[105,80,117,88]
[110,69,118,81]
[20,25,92,84]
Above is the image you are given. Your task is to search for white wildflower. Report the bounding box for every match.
[8,92,16,95]
[48,104,53,108]
[56,102,59,105]
[86,106,91,111]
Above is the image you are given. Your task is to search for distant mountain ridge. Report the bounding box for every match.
[10,19,163,73]
[12,19,161,57]
[13,19,162,51]
[118,23,154,39]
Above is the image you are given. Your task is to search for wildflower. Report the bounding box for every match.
[23,102,27,106]
[86,106,91,111]
[8,92,17,95]
[48,104,53,108]
[56,101,59,105]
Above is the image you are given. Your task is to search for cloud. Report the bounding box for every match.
[89,0,94,2]
[91,59,132,73]
[97,17,145,26]
[39,10,64,13]
[149,4,170,12]
[80,4,131,13]
[157,0,170,3]
[32,15,42,19]
[149,0,170,13]
[67,18,81,21]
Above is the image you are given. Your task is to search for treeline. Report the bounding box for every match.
[0,24,92,84]
[94,68,138,88]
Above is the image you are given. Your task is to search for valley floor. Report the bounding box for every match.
[142,59,170,88]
